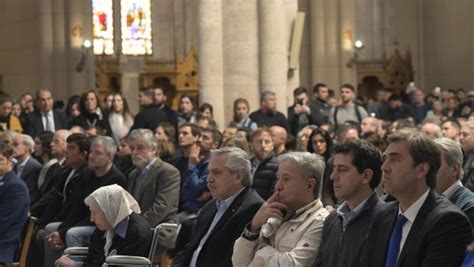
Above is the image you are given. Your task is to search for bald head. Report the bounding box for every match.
[51,129,71,159]
[420,123,442,139]
[36,89,54,112]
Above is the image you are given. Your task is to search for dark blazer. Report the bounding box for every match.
[315,192,386,267]
[362,190,472,267]
[24,109,68,137]
[15,156,42,203]
[84,213,152,267]
[126,157,181,227]
[172,187,264,267]
[449,185,474,229]
[0,171,29,264]
[130,104,168,132]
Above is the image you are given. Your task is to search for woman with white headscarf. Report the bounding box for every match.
[55,184,152,267]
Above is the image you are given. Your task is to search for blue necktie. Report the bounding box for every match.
[385,214,408,267]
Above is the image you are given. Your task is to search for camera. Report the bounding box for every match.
[296,99,304,105]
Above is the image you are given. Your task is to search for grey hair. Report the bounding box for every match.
[21,134,35,154]
[128,129,157,149]
[278,152,325,197]
[435,137,464,180]
[465,122,474,131]
[92,136,117,157]
[2,130,19,139]
[260,90,276,102]
[210,147,252,186]
[296,125,318,151]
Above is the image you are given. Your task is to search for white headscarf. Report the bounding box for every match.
[84,184,141,256]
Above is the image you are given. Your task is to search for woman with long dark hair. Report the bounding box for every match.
[108,93,134,144]
[70,90,111,135]
[307,128,336,207]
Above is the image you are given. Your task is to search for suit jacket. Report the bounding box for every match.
[15,156,42,203]
[363,190,472,267]
[449,186,474,230]
[126,157,181,227]
[84,213,152,267]
[0,171,29,264]
[172,187,264,267]
[24,109,68,137]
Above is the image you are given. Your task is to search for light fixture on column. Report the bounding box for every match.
[346,40,365,68]
[76,39,92,72]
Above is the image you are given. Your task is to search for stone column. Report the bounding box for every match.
[310,0,327,86]
[222,0,259,124]
[285,0,300,105]
[39,0,54,90]
[52,0,67,101]
[197,0,225,130]
[259,0,289,115]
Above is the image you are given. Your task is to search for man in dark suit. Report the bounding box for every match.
[0,142,29,265]
[434,138,474,227]
[130,87,168,132]
[172,147,264,267]
[12,133,42,201]
[24,89,68,137]
[315,140,385,267]
[126,129,181,227]
[363,130,472,267]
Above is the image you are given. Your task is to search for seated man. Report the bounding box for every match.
[315,140,385,267]
[172,147,264,267]
[127,129,181,227]
[233,152,329,266]
[0,142,29,264]
[55,184,152,267]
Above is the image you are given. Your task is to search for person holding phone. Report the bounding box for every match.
[233,152,329,266]
[288,87,319,136]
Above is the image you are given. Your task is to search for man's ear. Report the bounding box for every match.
[307,177,317,193]
[416,162,429,180]
[362,169,374,185]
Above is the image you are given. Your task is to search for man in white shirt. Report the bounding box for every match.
[363,129,472,267]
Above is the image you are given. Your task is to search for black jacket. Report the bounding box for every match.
[249,109,289,131]
[84,213,152,267]
[70,109,112,136]
[24,109,68,137]
[172,187,263,267]
[56,165,126,240]
[130,104,168,132]
[314,193,386,267]
[251,154,279,200]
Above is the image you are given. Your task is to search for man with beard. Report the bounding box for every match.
[249,90,289,131]
[130,87,168,132]
[312,83,332,125]
[177,127,223,222]
[126,129,181,227]
[43,135,126,266]
[250,128,279,200]
[153,86,178,130]
[330,84,368,128]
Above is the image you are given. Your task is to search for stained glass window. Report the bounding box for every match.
[121,0,153,55]
[92,0,114,55]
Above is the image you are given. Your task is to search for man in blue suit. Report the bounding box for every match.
[0,142,29,264]
[363,130,472,267]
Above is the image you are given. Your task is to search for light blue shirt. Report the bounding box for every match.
[337,196,370,230]
[189,188,244,267]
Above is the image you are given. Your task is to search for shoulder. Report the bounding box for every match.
[0,172,28,196]
[27,157,43,169]
[154,159,180,176]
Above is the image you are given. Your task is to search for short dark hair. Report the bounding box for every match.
[293,86,308,97]
[179,123,201,137]
[387,129,441,188]
[340,84,355,92]
[199,103,214,115]
[0,142,13,158]
[333,140,383,189]
[139,87,155,98]
[312,83,328,94]
[441,118,461,129]
[66,133,91,154]
[202,128,224,147]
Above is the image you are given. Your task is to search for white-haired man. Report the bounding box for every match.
[11,133,42,200]
[233,152,329,266]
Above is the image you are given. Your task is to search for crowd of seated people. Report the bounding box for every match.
[0,83,473,266]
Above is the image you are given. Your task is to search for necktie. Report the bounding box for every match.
[385,214,408,267]
[45,113,53,132]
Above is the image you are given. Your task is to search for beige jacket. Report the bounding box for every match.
[232,199,329,267]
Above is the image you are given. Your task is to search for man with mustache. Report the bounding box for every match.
[126,129,181,227]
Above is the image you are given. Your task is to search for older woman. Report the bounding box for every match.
[55,184,152,267]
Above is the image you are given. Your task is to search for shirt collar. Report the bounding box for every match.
[442,180,463,199]
[17,156,30,167]
[399,189,430,224]
[140,157,157,175]
[114,216,130,239]
[337,194,371,227]
[215,187,245,211]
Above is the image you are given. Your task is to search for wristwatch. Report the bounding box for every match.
[242,224,260,241]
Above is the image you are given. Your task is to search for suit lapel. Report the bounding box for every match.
[135,159,162,202]
[209,188,248,237]
[397,190,436,264]
[35,111,44,132]
[376,203,399,265]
